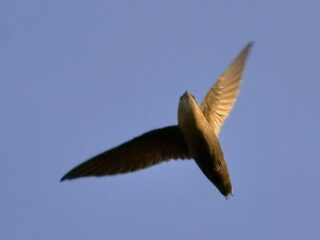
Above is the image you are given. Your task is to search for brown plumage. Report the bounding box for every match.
[61,42,253,197]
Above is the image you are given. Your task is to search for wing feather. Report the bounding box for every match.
[200,42,253,135]
[61,126,190,181]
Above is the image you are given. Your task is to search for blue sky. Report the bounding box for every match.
[1,1,320,239]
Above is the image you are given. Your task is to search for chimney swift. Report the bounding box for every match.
[61,42,253,197]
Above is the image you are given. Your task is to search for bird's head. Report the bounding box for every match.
[179,91,197,106]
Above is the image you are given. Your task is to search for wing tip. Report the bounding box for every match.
[241,41,254,57]
[247,41,254,48]
[60,170,79,182]
[60,174,70,182]
[244,41,254,55]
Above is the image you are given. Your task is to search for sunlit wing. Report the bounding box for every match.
[200,42,253,136]
[61,126,191,181]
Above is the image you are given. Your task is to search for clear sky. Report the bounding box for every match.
[1,1,320,239]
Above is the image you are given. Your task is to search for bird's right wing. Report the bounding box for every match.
[200,42,253,136]
[61,126,191,181]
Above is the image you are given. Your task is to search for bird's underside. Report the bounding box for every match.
[61,42,253,197]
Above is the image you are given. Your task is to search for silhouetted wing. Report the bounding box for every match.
[200,42,253,136]
[61,126,190,181]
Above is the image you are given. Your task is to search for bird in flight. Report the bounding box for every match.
[61,42,253,197]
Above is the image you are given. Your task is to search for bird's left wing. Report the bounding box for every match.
[61,126,190,181]
[200,42,253,136]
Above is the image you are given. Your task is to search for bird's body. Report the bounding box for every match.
[61,43,253,197]
[178,92,231,196]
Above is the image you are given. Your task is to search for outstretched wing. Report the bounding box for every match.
[61,126,190,181]
[200,42,253,136]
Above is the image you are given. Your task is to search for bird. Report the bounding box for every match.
[61,42,253,197]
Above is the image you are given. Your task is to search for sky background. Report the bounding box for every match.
[1,1,320,239]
